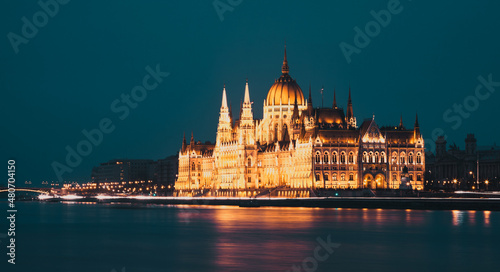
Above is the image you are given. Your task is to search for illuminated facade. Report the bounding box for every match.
[175,48,424,194]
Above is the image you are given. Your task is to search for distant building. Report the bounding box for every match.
[175,48,425,196]
[425,134,500,190]
[154,154,179,193]
[91,158,178,195]
[91,159,155,188]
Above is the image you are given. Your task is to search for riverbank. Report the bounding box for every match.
[37,196,500,211]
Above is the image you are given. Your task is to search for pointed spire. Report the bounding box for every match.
[333,88,337,109]
[244,79,250,104]
[221,84,228,110]
[399,114,404,129]
[348,85,352,104]
[282,43,289,74]
[346,85,353,120]
[414,113,421,139]
[190,131,194,146]
[182,132,187,152]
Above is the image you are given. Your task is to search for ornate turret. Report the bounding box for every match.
[216,85,233,144]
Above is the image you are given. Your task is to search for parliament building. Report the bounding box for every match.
[175,49,424,197]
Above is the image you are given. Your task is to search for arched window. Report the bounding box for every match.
[417,153,422,164]
[340,173,346,181]
[375,152,379,163]
[333,173,337,181]
[408,152,414,164]
[340,152,346,163]
[381,152,386,163]
[362,152,368,163]
[392,173,397,181]
[323,152,329,164]
[400,152,406,164]
[315,151,321,163]
[247,157,252,167]
[349,173,354,181]
[348,152,354,163]
[417,174,422,181]
[392,152,398,164]
[369,152,374,163]
[332,152,338,163]
[191,162,196,171]
[315,173,321,181]
[324,173,329,181]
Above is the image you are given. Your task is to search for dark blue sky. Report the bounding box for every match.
[1,0,500,183]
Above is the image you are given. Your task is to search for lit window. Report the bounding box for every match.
[315,151,321,163]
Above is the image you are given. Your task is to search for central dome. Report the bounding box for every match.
[266,48,304,106]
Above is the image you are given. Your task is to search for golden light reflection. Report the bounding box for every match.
[468,210,476,226]
[484,211,491,226]
[452,210,465,226]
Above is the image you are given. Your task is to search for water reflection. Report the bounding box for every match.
[451,210,492,227]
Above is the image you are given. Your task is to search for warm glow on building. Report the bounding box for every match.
[175,48,424,196]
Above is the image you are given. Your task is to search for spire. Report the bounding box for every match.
[282,44,289,74]
[244,79,250,104]
[399,114,404,129]
[333,88,337,109]
[182,132,186,152]
[348,85,352,104]
[414,113,421,139]
[346,85,353,119]
[190,131,194,146]
[221,84,228,111]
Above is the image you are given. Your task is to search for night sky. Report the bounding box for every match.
[1,0,500,184]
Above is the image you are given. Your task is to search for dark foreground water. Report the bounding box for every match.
[1,202,498,272]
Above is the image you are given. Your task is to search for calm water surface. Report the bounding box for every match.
[2,201,499,272]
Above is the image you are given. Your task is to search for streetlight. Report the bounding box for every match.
[453,179,457,190]
[485,180,489,191]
